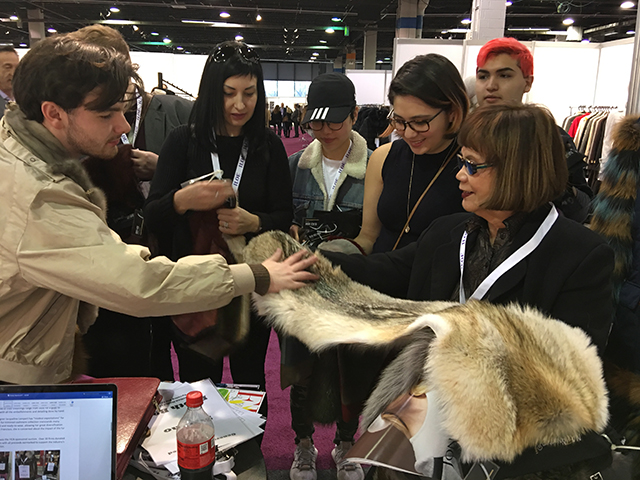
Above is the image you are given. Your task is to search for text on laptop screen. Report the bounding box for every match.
[0,385,116,480]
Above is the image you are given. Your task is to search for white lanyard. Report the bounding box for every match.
[210,137,249,194]
[326,140,353,201]
[459,205,559,303]
[120,94,143,146]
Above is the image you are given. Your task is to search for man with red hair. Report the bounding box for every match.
[475,37,593,223]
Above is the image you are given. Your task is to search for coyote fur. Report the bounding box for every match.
[244,231,609,464]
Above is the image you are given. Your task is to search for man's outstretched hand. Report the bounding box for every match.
[262,248,318,293]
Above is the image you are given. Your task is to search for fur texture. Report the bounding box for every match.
[591,115,640,298]
[244,231,609,463]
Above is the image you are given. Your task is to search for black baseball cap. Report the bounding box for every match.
[302,73,357,124]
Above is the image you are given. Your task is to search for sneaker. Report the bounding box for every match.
[332,441,364,480]
[290,438,318,480]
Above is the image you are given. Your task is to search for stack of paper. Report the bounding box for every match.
[140,378,265,475]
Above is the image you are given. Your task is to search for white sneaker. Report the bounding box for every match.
[332,441,364,480]
[290,438,318,480]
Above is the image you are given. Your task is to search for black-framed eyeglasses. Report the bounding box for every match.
[389,109,443,133]
[305,120,344,131]
[211,44,260,63]
[457,154,493,175]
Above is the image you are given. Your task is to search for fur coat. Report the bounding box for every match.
[244,231,611,478]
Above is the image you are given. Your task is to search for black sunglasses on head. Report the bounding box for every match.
[211,44,260,63]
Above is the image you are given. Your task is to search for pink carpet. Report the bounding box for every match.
[278,131,315,157]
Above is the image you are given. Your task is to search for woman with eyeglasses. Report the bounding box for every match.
[145,41,293,393]
[286,72,372,480]
[323,103,614,478]
[352,54,469,254]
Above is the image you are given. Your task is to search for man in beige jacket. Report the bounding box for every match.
[0,35,316,385]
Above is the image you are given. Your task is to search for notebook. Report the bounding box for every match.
[0,383,117,480]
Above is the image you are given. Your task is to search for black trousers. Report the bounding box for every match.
[290,382,359,445]
[173,311,272,413]
[84,309,174,380]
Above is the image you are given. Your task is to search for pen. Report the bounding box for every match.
[216,383,261,390]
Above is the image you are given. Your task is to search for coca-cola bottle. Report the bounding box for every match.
[177,391,216,480]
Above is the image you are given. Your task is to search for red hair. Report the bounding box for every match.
[477,37,533,78]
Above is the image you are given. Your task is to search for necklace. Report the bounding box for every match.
[405,153,416,234]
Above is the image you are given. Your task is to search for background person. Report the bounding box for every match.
[292,103,302,137]
[145,41,293,395]
[286,72,371,480]
[475,37,593,222]
[352,54,469,254]
[325,103,614,478]
[271,104,283,137]
[0,35,316,385]
[0,45,19,119]
[69,24,194,379]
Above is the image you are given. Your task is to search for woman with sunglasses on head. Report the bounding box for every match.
[145,41,293,394]
[352,54,469,254]
[324,103,615,478]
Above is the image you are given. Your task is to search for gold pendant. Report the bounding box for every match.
[404,226,410,234]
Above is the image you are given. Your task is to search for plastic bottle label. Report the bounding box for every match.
[177,437,215,470]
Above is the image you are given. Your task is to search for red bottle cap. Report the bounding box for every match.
[185,390,203,408]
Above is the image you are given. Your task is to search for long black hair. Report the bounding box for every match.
[189,41,267,153]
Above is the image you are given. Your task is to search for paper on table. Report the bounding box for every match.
[142,379,263,466]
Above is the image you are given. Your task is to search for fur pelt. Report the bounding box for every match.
[244,231,609,464]
[591,115,640,298]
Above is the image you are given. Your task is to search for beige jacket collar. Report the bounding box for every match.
[2,103,107,213]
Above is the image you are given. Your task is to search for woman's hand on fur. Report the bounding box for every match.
[262,248,318,293]
[217,207,260,235]
[173,179,235,214]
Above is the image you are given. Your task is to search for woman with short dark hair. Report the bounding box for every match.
[354,53,470,254]
[145,41,293,391]
[323,103,615,478]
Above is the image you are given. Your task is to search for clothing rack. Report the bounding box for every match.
[156,72,196,99]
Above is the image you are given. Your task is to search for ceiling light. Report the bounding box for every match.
[563,18,574,25]
[220,11,230,18]
[163,37,171,43]
[19,43,27,47]
[9,15,18,21]
[47,28,57,33]
[103,19,136,25]
[151,31,159,36]
[331,17,341,22]
[582,39,590,43]
[132,25,139,31]
[325,27,335,33]
[312,52,319,56]
[441,30,448,34]
[235,34,244,41]
[319,39,327,43]
[384,57,390,60]
[621,1,635,8]
[461,18,472,25]
[507,27,549,32]
[444,28,470,33]
[110,7,120,13]
[176,46,184,50]
[505,1,513,5]
[628,30,636,34]
[376,60,383,64]
[256,14,262,21]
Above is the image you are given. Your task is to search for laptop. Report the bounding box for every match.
[0,383,117,480]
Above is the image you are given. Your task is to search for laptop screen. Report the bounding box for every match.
[0,384,116,480]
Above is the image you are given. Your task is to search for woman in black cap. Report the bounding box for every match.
[353,54,470,254]
[287,72,371,480]
[145,41,293,395]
